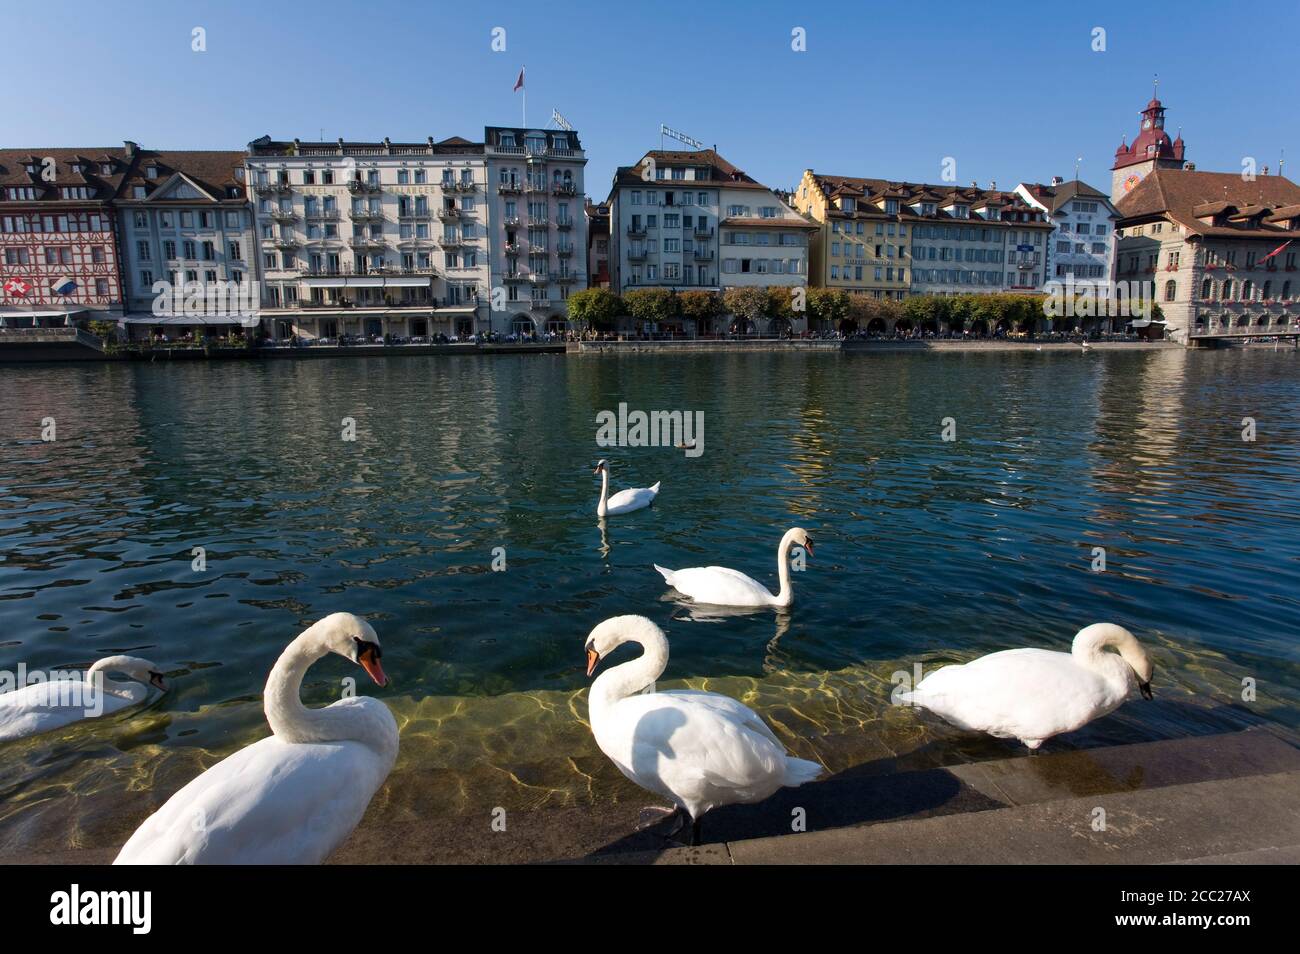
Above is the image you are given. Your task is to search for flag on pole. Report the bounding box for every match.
[1259,239,1293,265]
[513,67,525,92]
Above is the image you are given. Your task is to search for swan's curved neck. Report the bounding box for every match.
[86,657,145,700]
[597,468,609,515]
[773,530,799,606]
[1071,625,1141,690]
[264,630,377,747]
[589,625,668,722]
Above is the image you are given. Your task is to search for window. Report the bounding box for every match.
[136,240,151,261]
[1164,279,1177,302]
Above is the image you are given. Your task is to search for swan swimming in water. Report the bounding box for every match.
[655,527,813,608]
[585,615,822,844]
[0,656,167,742]
[114,612,397,865]
[899,623,1154,749]
[594,459,660,516]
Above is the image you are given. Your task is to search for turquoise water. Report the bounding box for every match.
[0,349,1297,851]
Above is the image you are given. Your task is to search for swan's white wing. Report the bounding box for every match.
[596,691,799,817]
[0,680,144,742]
[115,698,396,865]
[657,565,774,606]
[908,649,1115,743]
[605,483,658,514]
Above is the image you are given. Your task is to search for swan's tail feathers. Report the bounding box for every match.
[653,563,676,584]
[648,481,661,494]
[782,757,824,788]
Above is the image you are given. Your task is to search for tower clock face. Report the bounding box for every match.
[1124,173,1142,193]
[1143,119,1152,130]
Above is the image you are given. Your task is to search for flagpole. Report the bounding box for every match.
[522,64,527,128]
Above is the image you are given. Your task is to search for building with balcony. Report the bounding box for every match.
[608,148,812,315]
[245,134,488,341]
[0,145,130,330]
[114,148,257,339]
[1115,168,1300,344]
[1014,178,1118,286]
[484,126,587,335]
[796,171,1052,301]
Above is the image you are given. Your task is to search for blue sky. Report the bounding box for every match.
[10,0,1299,197]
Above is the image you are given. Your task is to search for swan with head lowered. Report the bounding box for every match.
[899,623,1155,749]
[0,656,167,742]
[594,459,659,517]
[655,527,813,608]
[114,612,397,865]
[585,615,822,844]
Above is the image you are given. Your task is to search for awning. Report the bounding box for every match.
[123,313,259,327]
[346,277,385,288]
[384,277,430,287]
[303,278,347,288]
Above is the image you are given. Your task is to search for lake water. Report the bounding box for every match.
[1,348,1298,854]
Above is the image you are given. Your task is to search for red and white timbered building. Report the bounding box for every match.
[0,146,134,325]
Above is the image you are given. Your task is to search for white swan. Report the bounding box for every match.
[595,459,660,516]
[114,612,398,865]
[899,623,1155,749]
[655,527,813,608]
[0,655,167,742]
[585,615,822,843]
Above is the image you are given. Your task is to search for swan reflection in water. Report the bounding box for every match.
[664,596,793,674]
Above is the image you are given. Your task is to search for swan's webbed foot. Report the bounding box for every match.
[635,805,679,831]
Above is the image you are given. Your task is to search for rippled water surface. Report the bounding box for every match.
[1,349,1297,853]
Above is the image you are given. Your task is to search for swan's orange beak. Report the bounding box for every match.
[803,539,814,558]
[358,644,388,687]
[586,648,600,677]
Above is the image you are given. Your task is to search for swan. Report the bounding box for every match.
[114,612,398,865]
[0,656,167,742]
[595,459,660,516]
[899,623,1155,749]
[655,527,813,608]
[585,615,822,843]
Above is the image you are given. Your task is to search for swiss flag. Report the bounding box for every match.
[3,277,31,297]
[513,67,525,92]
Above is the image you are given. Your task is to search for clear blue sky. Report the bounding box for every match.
[10,0,1298,196]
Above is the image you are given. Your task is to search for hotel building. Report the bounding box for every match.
[607,149,813,299]
[483,126,588,336]
[245,135,489,342]
[114,148,257,339]
[1014,178,1118,285]
[796,172,1053,298]
[0,146,129,328]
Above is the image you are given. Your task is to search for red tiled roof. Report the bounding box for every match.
[1116,168,1300,238]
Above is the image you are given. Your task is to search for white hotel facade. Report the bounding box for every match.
[246,127,586,341]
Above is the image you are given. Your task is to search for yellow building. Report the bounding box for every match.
[792,169,911,299]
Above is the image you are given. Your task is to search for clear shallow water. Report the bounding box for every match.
[1,349,1298,852]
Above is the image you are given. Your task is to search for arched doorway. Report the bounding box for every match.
[969,319,988,337]
[839,318,859,335]
[920,319,938,336]
[767,316,793,337]
[893,318,914,337]
[729,317,757,335]
[865,317,885,336]
[511,314,535,337]
[545,316,570,335]
[993,318,1011,336]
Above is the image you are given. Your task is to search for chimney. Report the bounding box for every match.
[1051,176,1064,186]
[1186,162,1196,171]
[989,180,996,190]
[123,140,138,157]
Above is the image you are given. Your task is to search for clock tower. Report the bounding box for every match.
[1111,87,1186,201]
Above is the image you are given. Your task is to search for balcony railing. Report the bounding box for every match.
[348,237,386,249]
[553,272,578,283]
[627,225,647,237]
[304,209,340,220]
[503,273,529,283]
[504,243,521,255]
[272,237,300,249]
[255,182,293,196]
[556,245,574,257]
[349,208,383,220]
[438,207,462,220]
[497,183,523,195]
[440,235,465,247]
[551,182,577,196]
[627,251,647,262]
[693,249,714,261]
[348,180,382,194]
[270,208,297,222]
[442,180,475,192]
[555,218,573,230]
[529,246,549,257]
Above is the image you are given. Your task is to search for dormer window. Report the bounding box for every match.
[922,203,935,216]
[146,166,159,179]
[24,163,37,175]
[987,208,1001,221]
[952,205,969,219]
[839,197,855,212]
[100,163,113,175]
[501,133,516,147]
[884,199,899,214]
